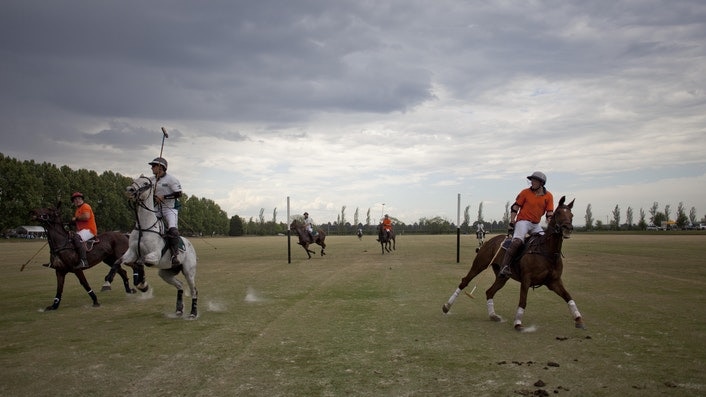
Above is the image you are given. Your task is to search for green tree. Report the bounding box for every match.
[611,205,621,230]
[625,207,633,230]
[676,202,688,229]
[229,215,244,236]
[584,204,594,231]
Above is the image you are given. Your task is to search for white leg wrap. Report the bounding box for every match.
[568,300,581,319]
[514,307,525,326]
[447,288,461,306]
[486,299,495,316]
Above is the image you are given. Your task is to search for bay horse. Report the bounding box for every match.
[29,204,143,311]
[377,224,396,254]
[442,196,585,331]
[116,175,198,318]
[290,219,326,259]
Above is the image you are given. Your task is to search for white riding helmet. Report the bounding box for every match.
[527,171,547,185]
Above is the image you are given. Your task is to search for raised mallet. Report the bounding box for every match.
[160,127,169,158]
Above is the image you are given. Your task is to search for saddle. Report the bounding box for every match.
[504,233,545,273]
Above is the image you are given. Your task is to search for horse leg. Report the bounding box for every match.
[547,280,585,329]
[512,280,532,331]
[484,277,510,322]
[102,266,117,291]
[74,270,100,307]
[159,268,185,316]
[301,243,313,259]
[132,262,149,292]
[182,266,198,319]
[392,238,396,251]
[443,254,495,313]
[46,270,66,311]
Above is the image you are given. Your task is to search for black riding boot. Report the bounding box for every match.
[499,238,523,277]
[308,231,314,243]
[72,234,89,269]
[167,227,181,265]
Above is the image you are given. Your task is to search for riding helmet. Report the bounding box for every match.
[303,212,309,216]
[71,191,84,200]
[527,171,547,185]
[149,157,168,170]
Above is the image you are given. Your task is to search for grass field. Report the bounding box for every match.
[1,233,705,396]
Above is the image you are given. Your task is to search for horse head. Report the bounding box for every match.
[126,175,154,205]
[29,206,62,226]
[550,196,575,239]
[290,219,302,232]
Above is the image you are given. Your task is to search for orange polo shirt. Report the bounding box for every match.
[514,188,554,224]
[74,203,98,235]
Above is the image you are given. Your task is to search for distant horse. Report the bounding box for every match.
[29,204,143,311]
[377,224,396,254]
[442,196,585,331]
[290,219,326,259]
[357,229,363,240]
[117,175,198,318]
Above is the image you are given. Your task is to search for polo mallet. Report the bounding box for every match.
[20,241,49,271]
[464,242,505,299]
[159,127,169,158]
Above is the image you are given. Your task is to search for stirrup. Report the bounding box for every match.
[499,265,512,277]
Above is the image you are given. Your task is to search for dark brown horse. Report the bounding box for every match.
[377,224,396,254]
[442,196,585,331]
[290,219,326,259]
[30,204,144,311]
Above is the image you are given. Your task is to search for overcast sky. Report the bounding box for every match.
[1,1,705,226]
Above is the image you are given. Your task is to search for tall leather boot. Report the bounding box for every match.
[498,238,523,277]
[72,234,89,269]
[308,231,314,243]
[168,227,181,265]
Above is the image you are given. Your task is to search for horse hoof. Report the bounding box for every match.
[189,313,197,319]
[575,322,586,330]
[45,306,57,311]
[514,324,524,332]
[101,285,112,292]
[129,288,137,294]
[137,283,149,293]
[442,304,450,314]
[93,303,101,308]
[489,314,502,322]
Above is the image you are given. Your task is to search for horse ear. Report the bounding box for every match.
[558,196,566,207]
[567,198,575,209]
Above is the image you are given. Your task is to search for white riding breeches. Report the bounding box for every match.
[77,229,95,241]
[512,220,544,240]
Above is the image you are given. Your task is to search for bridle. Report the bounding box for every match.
[33,209,73,255]
[126,176,162,233]
[547,205,574,238]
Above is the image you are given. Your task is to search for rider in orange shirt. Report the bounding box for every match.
[71,192,98,269]
[381,214,393,240]
[498,172,554,277]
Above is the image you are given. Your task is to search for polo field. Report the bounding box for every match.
[1,233,704,396]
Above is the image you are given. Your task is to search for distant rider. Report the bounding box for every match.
[303,212,315,242]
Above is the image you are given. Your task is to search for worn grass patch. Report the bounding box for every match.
[1,234,704,396]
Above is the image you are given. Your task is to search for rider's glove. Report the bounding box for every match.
[507,222,515,236]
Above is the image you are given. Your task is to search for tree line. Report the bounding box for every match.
[3,153,701,237]
[0,153,228,236]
